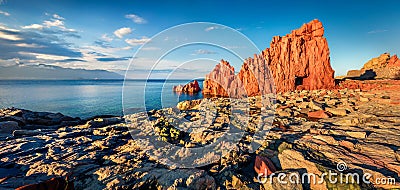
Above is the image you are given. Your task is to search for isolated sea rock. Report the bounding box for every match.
[203,19,335,96]
[173,80,201,93]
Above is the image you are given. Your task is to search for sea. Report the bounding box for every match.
[0,80,204,119]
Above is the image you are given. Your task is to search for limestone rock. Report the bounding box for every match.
[177,99,202,110]
[278,149,328,190]
[325,108,347,116]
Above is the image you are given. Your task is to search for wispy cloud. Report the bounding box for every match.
[367,29,388,34]
[22,24,43,30]
[192,49,217,55]
[125,14,147,24]
[101,34,113,42]
[141,46,160,51]
[52,14,64,20]
[125,36,150,46]
[0,10,10,16]
[205,26,218,32]
[114,27,132,38]
[0,24,82,61]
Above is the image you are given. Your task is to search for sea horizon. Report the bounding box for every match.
[0,79,205,119]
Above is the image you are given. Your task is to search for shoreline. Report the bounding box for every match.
[1,80,399,189]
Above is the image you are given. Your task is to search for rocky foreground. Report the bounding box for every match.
[0,80,400,189]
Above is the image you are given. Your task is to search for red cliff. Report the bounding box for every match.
[203,19,335,96]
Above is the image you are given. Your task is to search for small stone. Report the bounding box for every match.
[299,108,310,114]
[308,110,330,119]
[277,110,291,117]
[360,97,369,102]
[298,102,309,109]
[381,95,390,99]
[309,101,323,110]
[325,108,347,116]
[346,131,367,139]
[395,151,400,162]
[13,129,42,137]
[278,142,292,153]
[231,175,244,188]
[313,135,339,145]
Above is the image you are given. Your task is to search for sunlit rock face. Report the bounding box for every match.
[203,19,336,96]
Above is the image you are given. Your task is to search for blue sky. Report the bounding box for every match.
[0,0,399,77]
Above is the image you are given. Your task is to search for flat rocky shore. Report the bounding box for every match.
[0,80,399,190]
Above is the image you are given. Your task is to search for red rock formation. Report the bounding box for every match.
[16,177,74,190]
[388,55,400,67]
[203,19,335,96]
[202,60,244,97]
[308,110,330,119]
[345,53,400,79]
[173,80,201,93]
[254,155,276,176]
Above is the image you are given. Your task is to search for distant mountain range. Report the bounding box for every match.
[0,64,123,80]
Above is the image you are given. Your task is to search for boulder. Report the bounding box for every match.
[0,121,20,134]
[308,110,330,119]
[254,155,277,176]
[177,99,202,110]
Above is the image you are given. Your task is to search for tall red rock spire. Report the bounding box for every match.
[203,19,335,96]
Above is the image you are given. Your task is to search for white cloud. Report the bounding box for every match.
[101,34,113,42]
[125,14,147,24]
[193,49,217,55]
[22,24,44,30]
[53,14,64,20]
[205,26,225,32]
[0,31,22,41]
[15,43,42,48]
[43,19,63,28]
[19,52,70,61]
[0,10,10,16]
[125,36,150,46]
[367,29,388,34]
[114,27,132,38]
[205,26,216,32]
[21,14,76,32]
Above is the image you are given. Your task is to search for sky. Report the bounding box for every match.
[0,0,399,78]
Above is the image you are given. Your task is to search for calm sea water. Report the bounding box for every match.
[0,80,203,119]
